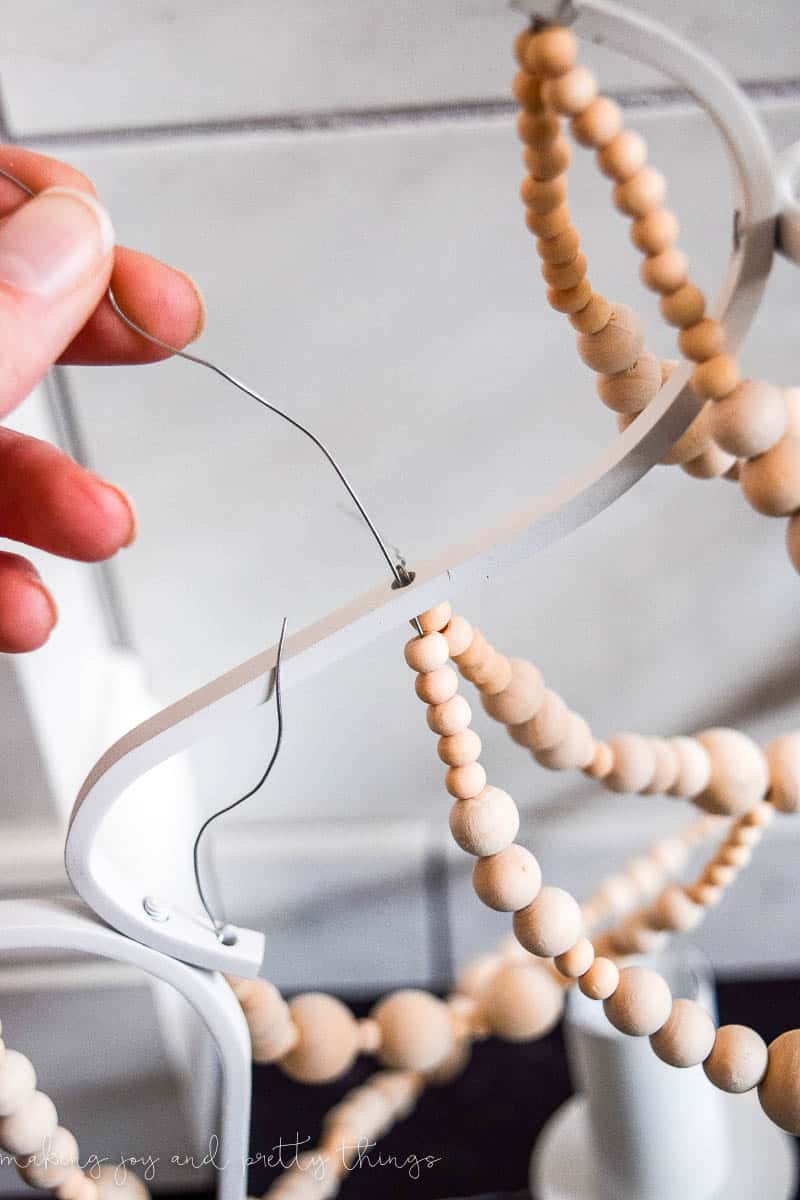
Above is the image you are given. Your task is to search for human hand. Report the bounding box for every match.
[0,146,205,653]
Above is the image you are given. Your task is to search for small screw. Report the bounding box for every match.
[142,896,170,923]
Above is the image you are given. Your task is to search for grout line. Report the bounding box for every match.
[423,843,455,991]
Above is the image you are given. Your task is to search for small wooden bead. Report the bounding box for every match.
[647,885,703,932]
[426,1033,472,1085]
[404,631,449,673]
[0,1091,58,1156]
[704,1024,768,1093]
[18,1127,79,1190]
[473,844,542,912]
[482,658,544,725]
[442,615,473,657]
[668,736,712,798]
[743,800,775,828]
[577,303,644,374]
[579,956,619,1001]
[542,252,588,289]
[445,761,487,799]
[417,601,452,634]
[597,130,647,181]
[731,821,763,847]
[449,786,520,856]
[570,96,622,148]
[554,936,595,979]
[415,665,458,704]
[357,1018,382,1054]
[649,836,688,874]
[705,861,737,888]
[630,208,679,255]
[537,226,581,264]
[678,317,726,362]
[279,993,361,1083]
[691,353,741,400]
[518,111,560,147]
[695,728,769,816]
[240,978,299,1063]
[522,135,572,179]
[605,733,657,793]
[641,737,680,794]
[523,26,577,78]
[471,653,513,696]
[520,173,567,214]
[758,1030,800,1134]
[650,999,716,1068]
[480,962,564,1040]
[612,166,666,216]
[547,277,593,314]
[513,885,583,958]
[603,966,672,1037]
[584,740,614,779]
[626,855,663,900]
[788,513,800,572]
[510,688,568,751]
[525,202,571,238]
[534,712,594,770]
[740,432,800,516]
[660,283,706,327]
[596,351,661,414]
[438,728,482,767]
[542,66,598,116]
[513,26,533,66]
[709,380,786,458]
[596,873,637,916]
[611,915,669,957]
[686,881,723,907]
[640,248,689,294]
[569,292,612,334]
[371,990,453,1071]
[765,732,800,812]
[682,443,736,479]
[718,842,751,868]
[427,695,472,736]
[0,1051,36,1117]
[512,68,544,111]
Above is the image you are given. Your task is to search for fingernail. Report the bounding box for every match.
[0,186,114,299]
[101,480,137,547]
[176,268,207,342]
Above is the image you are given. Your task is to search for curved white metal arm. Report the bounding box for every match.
[66,0,778,975]
[0,899,250,1200]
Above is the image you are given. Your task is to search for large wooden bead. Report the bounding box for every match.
[0,1051,36,1117]
[597,351,661,414]
[650,999,716,1068]
[437,729,481,767]
[481,658,544,725]
[279,993,360,1083]
[577,304,644,374]
[480,962,564,1041]
[542,66,598,116]
[603,966,672,1037]
[18,1127,79,1190]
[640,248,689,294]
[404,632,449,673]
[513,885,583,958]
[516,110,558,145]
[758,1030,800,1134]
[647,885,703,932]
[534,712,594,770]
[765,732,800,812]
[641,737,680,794]
[630,209,679,255]
[605,733,657,793]
[695,728,768,816]
[668,736,711,798]
[415,665,458,704]
[371,990,453,1071]
[469,652,513,696]
[54,1169,97,1200]
[443,615,473,657]
[579,956,619,1001]
[703,1024,768,1093]
[449,787,520,856]
[682,443,736,480]
[691,354,741,400]
[455,953,501,1000]
[710,380,786,458]
[510,688,568,751]
[660,283,705,328]
[0,1091,57,1156]
[523,26,577,77]
[427,695,472,736]
[445,762,487,799]
[740,431,800,516]
[571,97,622,148]
[597,130,647,181]
[473,844,542,912]
[82,1166,148,1200]
[585,740,614,779]
[512,68,544,112]
[242,978,299,1062]
[417,601,452,634]
[554,936,595,980]
[613,166,666,216]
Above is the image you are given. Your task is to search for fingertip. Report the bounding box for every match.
[174,267,206,344]
[84,476,137,557]
[0,575,57,653]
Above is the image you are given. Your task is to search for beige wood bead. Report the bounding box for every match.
[731,821,763,847]
[357,1018,382,1054]
[571,96,622,147]
[740,431,800,516]
[719,842,751,868]
[678,317,726,362]
[449,786,519,856]
[510,688,568,751]
[534,712,594,770]
[660,283,706,327]
[93,1169,148,1200]
[513,885,583,958]
[603,966,672,1037]
[417,601,452,634]
[525,202,571,239]
[765,732,800,812]
[743,800,775,828]
[569,292,612,334]
[579,956,620,1001]
[523,26,577,77]
[445,761,488,800]
[18,1127,79,1190]
[512,68,544,111]
[438,728,482,767]
[54,1169,96,1200]
[514,26,533,66]
[542,252,588,289]
[517,109,559,147]
[404,631,449,673]
[695,728,768,816]
[596,351,661,414]
[787,513,800,572]
[640,248,689,294]
[547,278,594,314]
[480,961,564,1041]
[415,665,458,704]
[630,208,679,255]
[709,379,786,458]
[597,130,647,181]
[704,861,737,888]
[279,993,361,1083]
[704,1024,768,1093]
[641,737,680,794]
[649,836,688,874]
[691,353,741,400]
[542,66,598,116]
[371,990,453,1071]
[442,615,473,657]
[626,855,664,900]
[455,953,502,1000]
[427,695,472,737]
[520,173,567,214]
[239,979,298,1063]
[577,303,644,374]
[537,226,581,265]
[611,915,669,957]
[686,880,722,907]
[667,735,712,798]
[613,166,666,216]
[481,658,544,725]
[758,1030,800,1134]
[650,998,716,1068]
[554,936,595,980]
[522,135,572,179]
[647,885,703,933]
[604,733,657,793]
[0,1051,36,1117]
[473,843,542,912]
[584,740,614,780]
[0,1090,58,1156]
[682,443,737,479]
[453,628,488,668]
[471,653,513,696]
[596,872,638,916]
[660,396,714,466]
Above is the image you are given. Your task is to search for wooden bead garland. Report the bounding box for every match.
[703,1024,768,1093]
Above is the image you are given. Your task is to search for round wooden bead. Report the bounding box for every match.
[520,174,567,214]
[470,652,513,696]
[705,861,737,888]
[569,292,612,334]
[417,601,452,634]
[449,787,519,856]
[454,628,488,669]
[542,252,588,290]
[512,68,544,111]
[686,881,722,907]
[547,278,594,314]
[691,353,741,400]
[579,956,619,1001]
[649,837,688,874]
[445,762,487,799]
[571,97,622,148]
[87,1168,147,1200]
[641,737,680,794]
[597,130,647,181]
[0,1091,58,1156]
[743,801,775,828]
[660,283,705,328]
[427,695,472,736]
[660,398,714,466]
[522,136,571,179]
[525,202,571,239]
[415,665,458,704]
[455,953,501,999]
[719,842,751,868]
[279,993,361,1083]
[513,885,583,958]
[787,513,800,572]
[577,303,644,374]
[510,688,568,751]
[542,66,598,116]
[596,351,661,414]
[481,658,544,726]
[517,109,558,147]
[682,443,737,480]
[473,844,542,912]
[554,936,595,979]
[611,916,668,957]
[584,740,614,779]
[650,999,716,1068]
[523,27,577,77]
[54,1169,96,1200]
[765,732,800,812]
[695,728,768,816]
[480,962,564,1041]
[604,733,657,793]
[514,26,532,66]
[537,226,581,265]
[668,736,712,798]
[604,966,672,1037]
[647,885,703,932]
[709,380,786,458]
[240,979,299,1062]
[740,432,800,516]
[18,1127,79,1190]
[678,317,726,362]
[443,615,473,657]
[704,1024,768,1093]
[613,166,666,216]
[758,1030,800,1134]
[630,209,679,255]
[438,728,482,767]
[404,632,449,673]
[640,248,689,294]
[534,712,594,770]
[0,1051,36,1117]
[371,990,453,1071]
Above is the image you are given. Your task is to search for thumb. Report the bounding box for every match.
[0,186,114,417]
